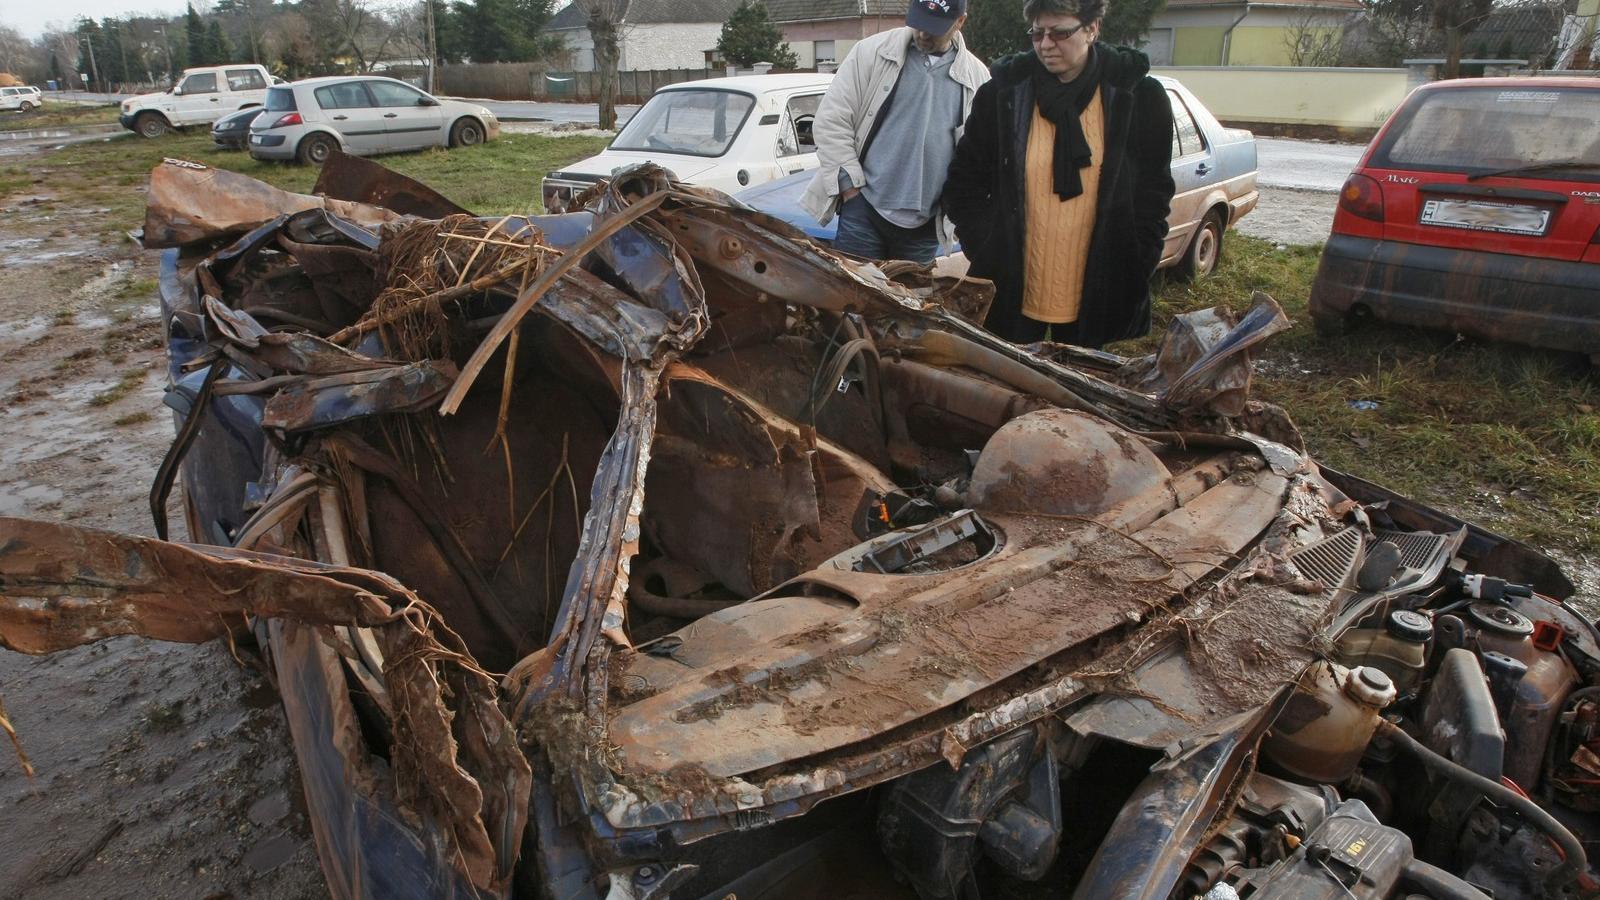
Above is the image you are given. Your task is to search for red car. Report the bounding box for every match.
[1309,77,1600,363]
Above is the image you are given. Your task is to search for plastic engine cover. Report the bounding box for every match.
[1228,800,1412,899]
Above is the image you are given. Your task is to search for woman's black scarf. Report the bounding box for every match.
[1031,46,1104,200]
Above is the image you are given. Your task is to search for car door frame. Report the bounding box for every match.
[1164,87,1217,265]
[313,81,388,155]
[773,90,825,181]
[365,80,446,151]
[175,70,223,125]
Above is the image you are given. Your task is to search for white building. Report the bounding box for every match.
[548,0,747,72]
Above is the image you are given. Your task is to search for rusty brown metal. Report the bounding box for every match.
[0,516,530,895]
[313,150,473,219]
[142,158,403,248]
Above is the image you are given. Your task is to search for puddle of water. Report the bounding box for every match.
[242,831,300,874]
[0,481,65,516]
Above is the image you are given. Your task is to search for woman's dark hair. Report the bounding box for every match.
[1021,0,1106,25]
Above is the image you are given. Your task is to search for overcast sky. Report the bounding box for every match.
[6,0,198,40]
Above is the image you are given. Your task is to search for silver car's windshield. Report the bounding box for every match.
[611,89,755,158]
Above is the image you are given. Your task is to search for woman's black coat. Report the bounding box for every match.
[944,45,1176,347]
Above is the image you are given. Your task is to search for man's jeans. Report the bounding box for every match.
[833,194,940,264]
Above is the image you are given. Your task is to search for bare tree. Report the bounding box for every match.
[1282,8,1344,66]
[581,0,628,129]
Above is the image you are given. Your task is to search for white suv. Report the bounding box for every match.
[0,86,43,112]
[119,64,273,137]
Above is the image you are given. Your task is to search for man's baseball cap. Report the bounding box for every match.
[906,0,966,36]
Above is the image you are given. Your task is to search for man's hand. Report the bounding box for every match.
[841,186,862,203]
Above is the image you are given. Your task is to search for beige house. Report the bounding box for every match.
[763,0,905,68]
[1144,0,1363,67]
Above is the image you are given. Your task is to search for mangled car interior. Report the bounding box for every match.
[4,153,1600,900]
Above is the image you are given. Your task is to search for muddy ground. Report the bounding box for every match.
[0,190,325,894]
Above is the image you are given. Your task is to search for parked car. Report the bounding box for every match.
[541,73,833,212]
[736,76,1257,279]
[248,76,499,165]
[0,85,43,112]
[210,105,264,150]
[1308,77,1600,363]
[119,64,273,137]
[3,156,1591,900]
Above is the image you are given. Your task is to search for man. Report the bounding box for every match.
[801,0,989,263]
[944,0,1175,347]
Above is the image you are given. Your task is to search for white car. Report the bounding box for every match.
[119,64,274,136]
[248,76,499,165]
[0,85,42,112]
[541,73,833,212]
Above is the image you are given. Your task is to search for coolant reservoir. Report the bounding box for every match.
[1265,661,1398,785]
[1334,609,1431,695]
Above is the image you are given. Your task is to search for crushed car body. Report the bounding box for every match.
[1,151,1597,900]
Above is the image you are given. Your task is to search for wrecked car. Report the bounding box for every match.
[1,152,1598,900]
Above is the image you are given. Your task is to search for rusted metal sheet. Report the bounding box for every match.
[0,516,530,895]
[313,150,474,219]
[142,158,404,248]
[261,360,459,435]
[605,469,1289,779]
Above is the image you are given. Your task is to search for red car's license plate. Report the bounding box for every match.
[1419,198,1551,236]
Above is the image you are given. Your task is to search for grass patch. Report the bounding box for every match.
[114,276,159,303]
[1125,234,1600,557]
[1,101,120,130]
[113,411,153,427]
[0,164,31,197]
[89,368,148,406]
[142,700,185,733]
[35,130,610,218]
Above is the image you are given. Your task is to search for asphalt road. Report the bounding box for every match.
[1255,137,1366,193]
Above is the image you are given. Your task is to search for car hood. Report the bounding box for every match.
[121,90,171,110]
[554,149,722,184]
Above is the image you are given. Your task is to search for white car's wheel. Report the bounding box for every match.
[450,118,484,148]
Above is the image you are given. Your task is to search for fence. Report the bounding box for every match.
[438,63,729,102]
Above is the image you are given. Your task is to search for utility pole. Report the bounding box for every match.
[425,0,438,92]
[84,33,102,94]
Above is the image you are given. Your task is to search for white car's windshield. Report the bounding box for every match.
[611,89,755,157]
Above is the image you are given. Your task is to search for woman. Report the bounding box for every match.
[944,0,1175,347]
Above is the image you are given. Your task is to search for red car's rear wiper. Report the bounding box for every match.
[1466,158,1596,181]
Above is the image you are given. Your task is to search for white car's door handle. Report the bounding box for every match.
[383,113,397,119]
[333,115,348,120]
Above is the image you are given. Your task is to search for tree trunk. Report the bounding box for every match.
[1444,24,1464,79]
[591,20,619,130]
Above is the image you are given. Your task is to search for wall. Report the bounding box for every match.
[1152,6,1357,67]
[553,23,723,72]
[777,17,900,67]
[440,64,730,101]
[1173,27,1226,65]
[1153,65,1412,132]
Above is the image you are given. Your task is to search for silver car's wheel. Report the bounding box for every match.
[136,113,169,139]
[297,133,336,166]
[450,118,484,148]
[1178,211,1224,281]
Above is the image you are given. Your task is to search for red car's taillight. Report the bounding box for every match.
[1338,173,1385,222]
[270,112,303,128]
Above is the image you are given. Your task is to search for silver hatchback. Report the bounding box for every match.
[248,76,499,165]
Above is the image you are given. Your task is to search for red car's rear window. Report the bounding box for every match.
[1372,86,1600,184]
